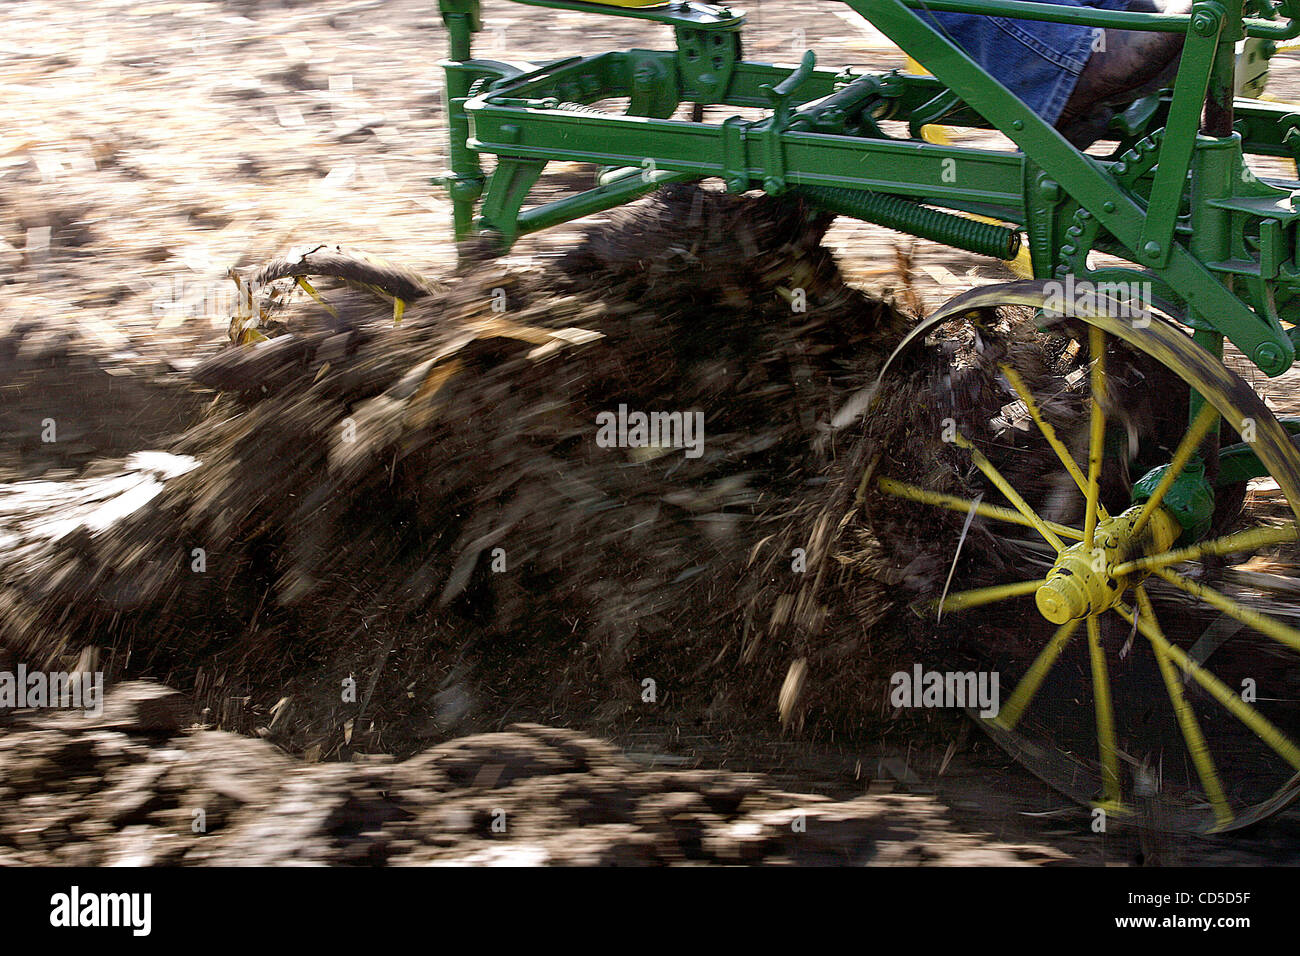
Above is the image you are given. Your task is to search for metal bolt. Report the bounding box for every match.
[1103,201,1116,213]
[1254,341,1287,374]
[1192,10,1217,35]
[1144,240,1162,258]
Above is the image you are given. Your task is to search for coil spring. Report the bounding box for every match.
[796,184,1020,260]
[552,101,606,114]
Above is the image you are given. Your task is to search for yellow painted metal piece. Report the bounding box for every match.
[1152,566,1300,653]
[938,577,1046,614]
[1135,587,1234,829]
[876,477,1084,540]
[1035,505,1181,624]
[963,213,1032,277]
[903,56,952,146]
[1087,615,1122,805]
[992,619,1080,732]
[1115,600,1300,772]
[1001,242,1034,279]
[1000,363,1107,520]
[1085,327,1107,550]
[1113,522,1300,576]
[1130,401,1220,539]
[952,433,1066,552]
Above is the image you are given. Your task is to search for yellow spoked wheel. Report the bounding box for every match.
[872,280,1300,833]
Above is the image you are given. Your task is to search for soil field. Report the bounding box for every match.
[5,0,1300,865]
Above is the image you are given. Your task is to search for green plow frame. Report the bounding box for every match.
[439,0,1300,478]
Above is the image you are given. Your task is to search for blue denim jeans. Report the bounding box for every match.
[918,0,1129,124]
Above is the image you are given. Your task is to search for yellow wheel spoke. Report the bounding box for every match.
[1134,587,1234,829]
[1087,615,1122,805]
[1115,599,1300,772]
[1113,522,1300,576]
[991,619,1080,732]
[876,477,1083,541]
[1131,402,1222,539]
[1151,566,1300,653]
[1000,363,1108,521]
[952,434,1066,552]
[1085,327,1107,550]
[936,578,1046,614]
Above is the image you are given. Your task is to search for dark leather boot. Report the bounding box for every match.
[1056,0,1192,147]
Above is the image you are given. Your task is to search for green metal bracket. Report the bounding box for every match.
[675,24,741,103]
[1218,415,1300,483]
[1138,2,1224,269]
[517,167,697,235]
[1132,459,1217,541]
[721,115,747,192]
[627,51,680,117]
[755,50,817,195]
[910,89,965,140]
[787,71,888,136]
[1023,163,1067,280]
[477,158,547,247]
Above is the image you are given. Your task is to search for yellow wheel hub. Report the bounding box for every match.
[1035,506,1183,624]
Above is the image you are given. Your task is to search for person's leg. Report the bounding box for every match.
[921,2,1111,126]
[919,0,1190,147]
[1057,0,1192,146]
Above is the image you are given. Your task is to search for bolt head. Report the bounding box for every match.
[1035,582,1076,625]
[1254,341,1288,374]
